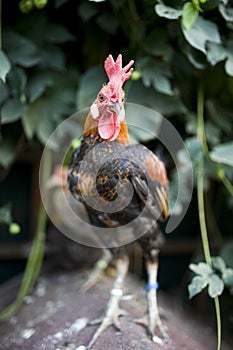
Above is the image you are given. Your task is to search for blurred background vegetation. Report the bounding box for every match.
[0,0,233,341]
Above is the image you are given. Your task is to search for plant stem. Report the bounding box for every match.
[0,150,51,320]
[197,79,209,156]
[197,79,212,266]
[221,173,233,197]
[197,78,222,350]
[214,296,221,350]
[197,157,211,265]
[0,230,45,320]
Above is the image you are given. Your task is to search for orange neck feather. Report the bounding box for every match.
[83,112,130,145]
[83,112,98,137]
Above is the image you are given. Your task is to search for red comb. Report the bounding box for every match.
[104,54,134,102]
[104,54,134,83]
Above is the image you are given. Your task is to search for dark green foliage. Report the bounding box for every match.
[1,0,232,168]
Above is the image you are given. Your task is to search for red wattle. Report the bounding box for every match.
[98,112,120,140]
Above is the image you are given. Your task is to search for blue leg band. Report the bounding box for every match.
[146,282,159,291]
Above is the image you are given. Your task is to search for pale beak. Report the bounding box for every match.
[108,103,121,114]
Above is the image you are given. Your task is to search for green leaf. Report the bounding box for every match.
[22,101,41,139]
[78,1,99,21]
[27,71,54,102]
[125,103,163,142]
[143,29,173,61]
[36,118,55,146]
[7,67,27,101]
[139,58,173,95]
[220,241,233,269]
[45,24,75,43]
[0,204,12,225]
[210,141,233,166]
[208,273,224,298]
[1,99,26,124]
[0,80,9,104]
[0,139,16,167]
[205,121,221,146]
[76,65,106,109]
[189,262,213,276]
[40,45,65,71]
[185,45,207,69]
[206,42,227,66]
[211,256,226,273]
[222,268,233,287]
[54,0,69,8]
[206,100,233,134]
[128,81,186,116]
[206,41,233,76]
[155,3,182,19]
[0,50,11,83]
[3,31,40,67]
[225,41,233,76]
[23,70,77,141]
[188,275,208,298]
[182,2,199,31]
[219,2,233,22]
[182,16,221,54]
[192,0,203,12]
[185,137,203,166]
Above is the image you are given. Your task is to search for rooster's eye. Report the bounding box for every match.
[99,93,105,102]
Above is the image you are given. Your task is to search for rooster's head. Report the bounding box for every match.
[90,54,134,141]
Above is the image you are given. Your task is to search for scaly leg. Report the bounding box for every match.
[86,256,129,350]
[146,260,168,341]
[80,249,112,291]
[136,255,168,344]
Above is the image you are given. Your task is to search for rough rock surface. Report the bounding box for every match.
[0,268,232,350]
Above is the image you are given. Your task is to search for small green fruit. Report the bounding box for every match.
[9,223,21,235]
[131,70,141,81]
[216,167,225,180]
[33,0,48,10]
[19,0,34,14]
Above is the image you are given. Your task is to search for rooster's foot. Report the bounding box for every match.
[135,312,169,344]
[86,257,129,349]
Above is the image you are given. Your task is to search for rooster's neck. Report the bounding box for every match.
[83,112,130,145]
[117,119,130,145]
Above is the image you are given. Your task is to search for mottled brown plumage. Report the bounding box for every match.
[67,54,169,349]
[68,134,168,228]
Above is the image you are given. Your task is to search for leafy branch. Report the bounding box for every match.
[187,76,233,350]
[196,80,222,350]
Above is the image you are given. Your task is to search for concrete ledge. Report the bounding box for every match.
[0,267,231,350]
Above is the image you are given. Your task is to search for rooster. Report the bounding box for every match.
[68,54,169,348]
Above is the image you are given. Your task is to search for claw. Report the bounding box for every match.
[134,312,168,342]
[86,257,129,349]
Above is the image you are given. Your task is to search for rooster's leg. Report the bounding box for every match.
[80,249,112,291]
[86,256,129,350]
[136,252,168,344]
[146,259,168,341]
